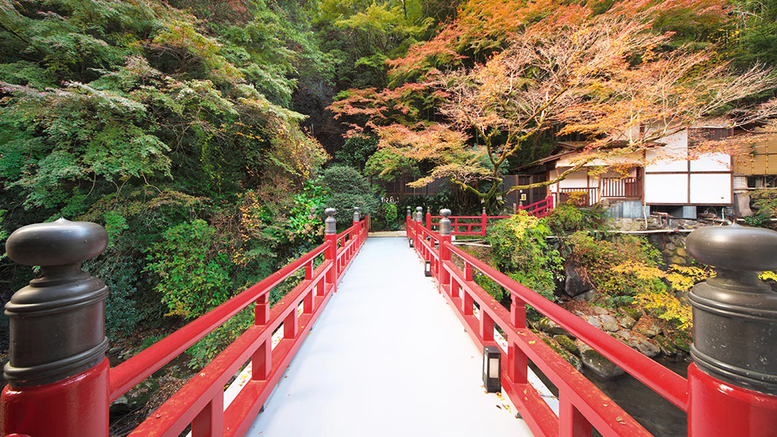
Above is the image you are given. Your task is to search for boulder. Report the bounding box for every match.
[575,290,598,302]
[578,342,625,379]
[600,314,620,332]
[564,262,595,297]
[612,330,660,358]
[634,316,661,338]
[654,335,677,356]
[535,317,570,336]
[593,306,609,315]
[634,337,661,358]
[554,335,580,356]
[618,314,636,329]
[619,306,643,321]
[586,316,602,329]
[541,334,583,371]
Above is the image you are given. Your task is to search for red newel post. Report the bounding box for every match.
[425,209,432,230]
[481,207,487,237]
[405,206,412,240]
[685,223,777,437]
[438,209,452,293]
[324,208,338,293]
[352,207,360,254]
[413,206,423,253]
[1,219,110,437]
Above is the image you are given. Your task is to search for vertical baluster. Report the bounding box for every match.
[560,395,592,437]
[439,209,452,291]
[463,262,474,315]
[253,294,271,381]
[192,394,224,437]
[284,310,298,339]
[509,295,528,384]
[324,208,337,293]
[480,311,494,342]
[303,261,314,314]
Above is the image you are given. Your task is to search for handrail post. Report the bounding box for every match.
[425,209,432,230]
[414,206,423,253]
[685,223,777,437]
[405,206,412,239]
[508,295,528,384]
[481,207,487,236]
[324,208,338,293]
[2,219,110,437]
[352,207,360,257]
[439,209,452,293]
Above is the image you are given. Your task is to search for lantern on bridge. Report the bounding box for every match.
[483,346,501,393]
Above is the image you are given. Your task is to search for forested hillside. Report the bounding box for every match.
[2,0,777,367]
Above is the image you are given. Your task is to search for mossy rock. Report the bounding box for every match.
[535,316,570,336]
[554,334,580,356]
[671,331,693,353]
[655,335,677,356]
[578,342,625,379]
[542,336,583,371]
[619,306,643,321]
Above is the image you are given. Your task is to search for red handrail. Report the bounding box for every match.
[425,196,555,236]
[111,217,370,437]
[410,223,688,436]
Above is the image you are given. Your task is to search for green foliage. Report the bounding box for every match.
[545,204,608,237]
[365,147,422,182]
[317,165,378,226]
[750,189,777,216]
[484,212,563,303]
[146,220,233,319]
[372,201,400,231]
[567,232,665,305]
[334,135,379,170]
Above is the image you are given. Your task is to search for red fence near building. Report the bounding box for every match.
[415,196,555,237]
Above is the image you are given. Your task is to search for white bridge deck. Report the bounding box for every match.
[243,237,534,437]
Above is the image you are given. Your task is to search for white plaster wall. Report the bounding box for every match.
[645,130,688,172]
[644,174,688,204]
[558,170,589,188]
[689,152,731,172]
[689,174,732,203]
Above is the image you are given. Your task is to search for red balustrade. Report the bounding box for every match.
[108,217,368,437]
[411,222,689,437]
[422,196,555,236]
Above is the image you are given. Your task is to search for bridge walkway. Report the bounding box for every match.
[243,237,533,437]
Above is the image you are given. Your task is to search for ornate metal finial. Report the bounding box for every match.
[686,222,777,395]
[5,218,109,386]
[415,206,423,222]
[440,209,452,236]
[406,206,412,218]
[324,208,337,234]
[353,207,360,223]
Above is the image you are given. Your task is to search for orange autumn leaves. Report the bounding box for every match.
[331,0,777,205]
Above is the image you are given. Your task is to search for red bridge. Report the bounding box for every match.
[2,205,776,437]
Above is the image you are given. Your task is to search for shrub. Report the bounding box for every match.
[317,165,378,226]
[146,219,233,319]
[484,212,563,305]
[568,232,665,305]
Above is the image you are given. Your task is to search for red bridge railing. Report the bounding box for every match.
[407,209,777,437]
[2,209,368,437]
[413,195,555,237]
